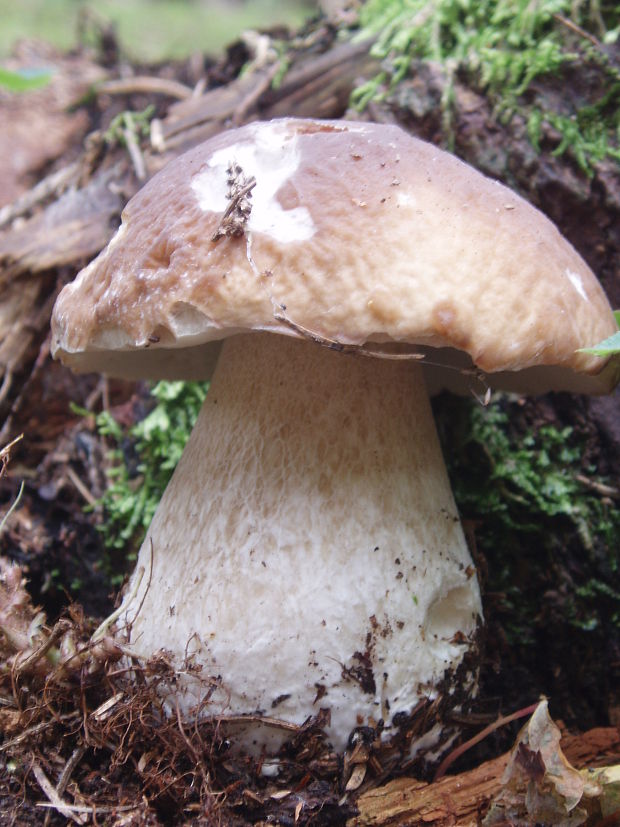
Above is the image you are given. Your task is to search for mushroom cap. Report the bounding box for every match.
[51,118,619,394]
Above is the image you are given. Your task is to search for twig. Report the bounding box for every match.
[0,713,79,752]
[37,803,138,814]
[0,433,23,467]
[31,761,87,825]
[215,713,301,732]
[0,335,52,447]
[65,466,97,506]
[575,474,619,500]
[274,311,425,361]
[233,61,284,125]
[56,745,86,798]
[211,169,257,242]
[98,76,193,100]
[14,620,69,675]
[122,114,147,181]
[124,537,154,635]
[553,13,603,49]
[0,163,79,229]
[274,308,492,407]
[219,179,257,224]
[176,700,203,765]
[0,480,24,535]
[433,701,540,780]
[91,691,124,722]
[0,369,13,406]
[91,565,145,642]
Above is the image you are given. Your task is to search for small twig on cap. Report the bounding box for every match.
[211,163,256,242]
[272,302,494,402]
[274,310,425,361]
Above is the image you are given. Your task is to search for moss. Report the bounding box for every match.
[352,0,620,172]
[94,381,207,579]
[434,393,620,642]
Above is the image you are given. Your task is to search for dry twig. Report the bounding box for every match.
[98,76,193,100]
[31,761,87,825]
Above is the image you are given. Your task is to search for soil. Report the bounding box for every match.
[0,13,618,827]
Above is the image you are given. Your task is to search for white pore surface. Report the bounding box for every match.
[191,121,316,244]
[121,333,482,751]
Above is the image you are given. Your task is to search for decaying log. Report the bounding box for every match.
[0,167,125,281]
[152,38,376,155]
[350,727,620,826]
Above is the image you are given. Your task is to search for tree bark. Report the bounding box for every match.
[350,727,620,826]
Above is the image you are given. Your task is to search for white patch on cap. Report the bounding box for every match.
[396,192,415,208]
[191,122,315,244]
[566,268,589,302]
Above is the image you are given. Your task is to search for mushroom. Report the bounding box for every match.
[51,119,619,753]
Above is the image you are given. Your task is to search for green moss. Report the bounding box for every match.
[435,394,620,641]
[352,0,620,172]
[94,381,207,578]
[102,105,155,148]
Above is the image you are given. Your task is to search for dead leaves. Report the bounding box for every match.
[484,700,614,826]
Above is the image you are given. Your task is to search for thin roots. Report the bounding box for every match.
[0,577,472,825]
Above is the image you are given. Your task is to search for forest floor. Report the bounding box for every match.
[0,7,619,825]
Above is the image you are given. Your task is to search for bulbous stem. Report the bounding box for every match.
[122,332,482,750]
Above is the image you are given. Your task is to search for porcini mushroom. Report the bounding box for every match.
[51,119,619,754]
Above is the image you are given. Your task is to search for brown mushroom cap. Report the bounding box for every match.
[51,118,619,394]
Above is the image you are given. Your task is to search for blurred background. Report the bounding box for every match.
[0,0,321,62]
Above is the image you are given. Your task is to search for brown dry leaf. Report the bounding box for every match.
[483,700,589,826]
[0,556,45,655]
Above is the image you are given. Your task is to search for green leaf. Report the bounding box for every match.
[579,311,620,356]
[579,332,620,356]
[0,67,52,92]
